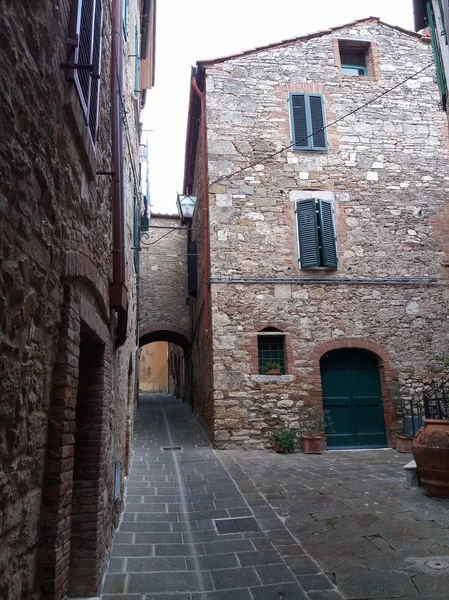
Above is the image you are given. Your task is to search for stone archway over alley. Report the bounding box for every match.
[139,213,190,349]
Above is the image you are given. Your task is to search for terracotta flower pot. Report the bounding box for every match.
[301,434,322,454]
[395,434,414,453]
[412,419,449,499]
[274,440,282,453]
[265,369,281,376]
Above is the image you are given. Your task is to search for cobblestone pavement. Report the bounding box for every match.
[102,395,449,600]
[224,446,449,599]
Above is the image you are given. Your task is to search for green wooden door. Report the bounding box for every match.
[320,350,387,448]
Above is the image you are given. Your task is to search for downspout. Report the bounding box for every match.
[110,0,128,346]
[191,76,210,335]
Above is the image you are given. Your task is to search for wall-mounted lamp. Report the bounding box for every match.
[176,194,197,224]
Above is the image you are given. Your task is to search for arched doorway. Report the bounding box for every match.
[320,349,387,448]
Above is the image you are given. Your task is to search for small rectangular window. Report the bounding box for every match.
[338,39,372,78]
[296,199,338,269]
[67,0,104,144]
[258,335,286,375]
[340,49,367,76]
[289,93,328,151]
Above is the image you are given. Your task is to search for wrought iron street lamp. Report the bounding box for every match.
[176,194,197,224]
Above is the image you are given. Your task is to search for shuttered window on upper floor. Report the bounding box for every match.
[296,199,338,269]
[67,0,104,145]
[289,93,328,151]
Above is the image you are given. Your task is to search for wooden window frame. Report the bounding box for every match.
[289,93,328,152]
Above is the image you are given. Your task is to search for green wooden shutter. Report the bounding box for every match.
[318,199,338,268]
[290,94,309,149]
[308,95,327,150]
[427,1,447,109]
[123,0,129,39]
[297,200,320,268]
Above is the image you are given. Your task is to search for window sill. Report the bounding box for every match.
[340,75,378,82]
[64,82,97,181]
[292,147,328,153]
[251,375,295,383]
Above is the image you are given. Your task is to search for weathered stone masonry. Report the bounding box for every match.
[185,18,449,448]
[0,1,146,598]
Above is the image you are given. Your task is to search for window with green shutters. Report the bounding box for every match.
[289,93,328,151]
[296,199,338,269]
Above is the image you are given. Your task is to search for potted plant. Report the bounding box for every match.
[411,367,449,498]
[395,433,414,453]
[297,407,334,454]
[269,429,295,453]
[264,361,281,375]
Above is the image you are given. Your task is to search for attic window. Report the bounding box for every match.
[338,39,372,78]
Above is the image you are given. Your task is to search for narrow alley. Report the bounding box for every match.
[102,396,449,600]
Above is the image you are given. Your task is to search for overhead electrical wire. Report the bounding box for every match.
[210,61,434,185]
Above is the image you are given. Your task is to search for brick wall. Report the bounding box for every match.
[0,1,139,597]
[190,19,449,448]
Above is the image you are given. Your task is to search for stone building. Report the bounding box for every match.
[0,1,155,598]
[183,17,449,449]
[139,341,168,392]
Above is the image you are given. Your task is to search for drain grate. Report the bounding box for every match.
[162,446,183,451]
[214,516,260,534]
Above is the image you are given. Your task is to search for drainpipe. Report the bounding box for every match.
[109,0,128,346]
[191,76,210,335]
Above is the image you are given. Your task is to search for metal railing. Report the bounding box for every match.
[395,375,449,437]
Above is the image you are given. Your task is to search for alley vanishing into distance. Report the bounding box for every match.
[101,395,449,600]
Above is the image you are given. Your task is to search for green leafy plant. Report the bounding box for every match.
[269,428,296,453]
[265,361,281,373]
[296,407,335,437]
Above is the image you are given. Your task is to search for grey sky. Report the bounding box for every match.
[143,0,415,213]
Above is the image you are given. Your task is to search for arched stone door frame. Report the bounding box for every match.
[310,338,397,447]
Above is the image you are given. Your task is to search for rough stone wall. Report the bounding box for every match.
[0,1,138,597]
[139,214,190,342]
[198,19,449,448]
[189,134,216,437]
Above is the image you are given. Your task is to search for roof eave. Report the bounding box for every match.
[197,16,428,67]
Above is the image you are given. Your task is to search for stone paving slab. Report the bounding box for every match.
[101,395,340,600]
[225,446,449,599]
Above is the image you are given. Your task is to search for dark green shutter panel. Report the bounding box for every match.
[291,94,309,148]
[309,95,327,149]
[297,200,320,268]
[319,200,338,268]
[188,240,197,297]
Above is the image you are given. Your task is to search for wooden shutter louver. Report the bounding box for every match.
[296,200,320,268]
[318,200,338,268]
[309,95,327,150]
[291,94,309,148]
[68,0,103,144]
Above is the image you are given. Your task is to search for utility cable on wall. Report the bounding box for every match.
[210,61,434,186]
